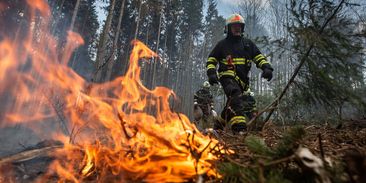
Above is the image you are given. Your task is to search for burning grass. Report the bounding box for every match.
[0,1,227,182]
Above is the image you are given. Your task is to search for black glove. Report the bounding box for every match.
[207,69,219,85]
[262,68,273,81]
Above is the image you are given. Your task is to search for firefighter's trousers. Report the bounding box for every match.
[216,77,256,129]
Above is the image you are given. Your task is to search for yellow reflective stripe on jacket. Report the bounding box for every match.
[254,54,265,61]
[207,64,216,70]
[207,57,218,64]
[258,60,269,68]
[254,54,270,68]
[221,58,250,65]
[229,116,246,125]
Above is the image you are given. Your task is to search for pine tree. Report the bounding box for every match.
[93,0,116,82]
[47,0,99,79]
[201,0,225,80]
[105,0,126,82]
[111,0,141,80]
[70,0,99,79]
[288,0,366,118]
[176,0,204,116]
[160,0,182,88]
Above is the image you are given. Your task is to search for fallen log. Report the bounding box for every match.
[0,145,63,166]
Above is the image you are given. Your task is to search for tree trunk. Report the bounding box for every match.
[69,0,81,31]
[93,0,117,82]
[105,0,126,81]
[152,9,163,87]
[134,0,143,40]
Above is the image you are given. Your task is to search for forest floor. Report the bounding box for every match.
[0,119,365,182]
[222,119,366,163]
[214,119,366,183]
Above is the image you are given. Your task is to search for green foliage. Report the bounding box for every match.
[255,93,276,109]
[288,0,366,117]
[218,126,308,182]
[245,126,306,158]
[266,170,292,183]
[273,126,306,158]
[326,161,347,183]
[245,135,274,156]
[218,163,245,182]
[218,162,260,183]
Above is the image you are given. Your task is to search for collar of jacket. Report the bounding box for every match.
[226,34,242,42]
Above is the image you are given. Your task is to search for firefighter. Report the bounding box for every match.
[206,14,273,134]
[193,81,215,123]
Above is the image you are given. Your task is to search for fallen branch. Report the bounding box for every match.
[0,145,63,166]
[264,155,296,167]
[318,133,325,162]
[224,154,296,169]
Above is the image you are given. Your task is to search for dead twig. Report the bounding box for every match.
[318,133,325,162]
[258,160,265,183]
[224,155,251,168]
[117,112,138,140]
[224,154,296,169]
[43,90,70,136]
[264,155,296,167]
[246,105,277,130]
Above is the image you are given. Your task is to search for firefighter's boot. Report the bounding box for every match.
[229,116,247,134]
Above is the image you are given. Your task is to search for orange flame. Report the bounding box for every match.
[0,1,228,182]
[0,3,6,12]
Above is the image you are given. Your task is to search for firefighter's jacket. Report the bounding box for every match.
[206,36,272,91]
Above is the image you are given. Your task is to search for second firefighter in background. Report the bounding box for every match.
[206,14,274,134]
